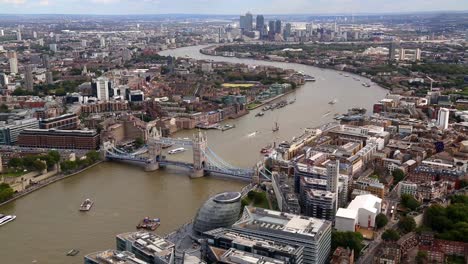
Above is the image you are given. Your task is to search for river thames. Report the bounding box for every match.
[0,45,387,264]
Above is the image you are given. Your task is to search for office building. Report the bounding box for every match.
[204,228,304,264]
[32,31,37,39]
[81,39,87,47]
[85,250,148,264]
[353,176,385,198]
[268,21,276,36]
[239,12,253,32]
[42,54,50,69]
[232,207,332,264]
[93,77,110,101]
[211,248,286,264]
[275,20,282,34]
[49,43,58,52]
[100,37,106,48]
[46,71,53,85]
[306,23,314,36]
[16,28,22,41]
[193,192,242,236]
[335,194,382,232]
[18,129,100,150]
[437,108,449,130]
[24,64,34,91]
[0,118,39,145]
[0,72,8,87]
[0,29,4,36]
[116,232,175,264]
[284,23,292,39]
[129,90,145,102]
[8,51,18,74]
[256,15,264,32]
[39,113,79,130]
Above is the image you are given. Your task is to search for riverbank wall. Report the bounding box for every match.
[200,45,392,90]
[0,161,103,207]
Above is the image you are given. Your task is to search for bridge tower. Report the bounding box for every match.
[191,130,207,178]
[145,127,163,172]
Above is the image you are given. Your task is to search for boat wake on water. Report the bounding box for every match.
[247,131,259,137]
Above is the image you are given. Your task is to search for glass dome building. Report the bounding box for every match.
[193,192,242,236]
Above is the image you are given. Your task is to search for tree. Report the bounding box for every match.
[376,213,389,229]
[32,160,47,172]
[401,194,420,211]
[331,231,364,259]
[0,183,14,203]
[381,229,400,241]
[399,216,416,234]
[134,137,145,148]
[47,150,61,164]
[392,169,405,184]
[8,157,23,169]
[86,151,100,163]
[416,251,428,264]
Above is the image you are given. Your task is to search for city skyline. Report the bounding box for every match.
[0,0,467,15]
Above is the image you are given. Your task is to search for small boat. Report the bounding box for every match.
[272,122,279,132]
[328,98,338,105]
[137,217,160,231]
[323,111,331,117]
[344,74,350,77]
[168,147,185,154]
[303,75,316,82]
[221,124,235,131]
[161,143,174,149]
[0,214,16,226]
[255,112,264,117]
[289,98,296,104]
[362,83,371,87]
[260,144,272,154]
[247,131,258,137]
[66,249,79,256]
[79,199,93,211]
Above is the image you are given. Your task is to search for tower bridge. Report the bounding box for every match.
[103,128,271,182]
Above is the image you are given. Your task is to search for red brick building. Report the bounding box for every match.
[18,129,100,150]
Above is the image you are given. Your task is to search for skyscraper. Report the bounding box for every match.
[437,108,449,130]
[24,65,34,91]
[275,20,282,34]
[0,73,8,88]
[49,43,58,52]
[7,51,18,74]
[256,15,264,32]
[268,20,275,35]
[283,23,292,39]
[239,12,253,32]
[100,37,106,48]
[16,28,22,41]
[94,77,110,101]
[42,54,50,69]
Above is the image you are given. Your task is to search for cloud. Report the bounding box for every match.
[0,0,27,4]
[39,0,49,5]
[90,0,120,3]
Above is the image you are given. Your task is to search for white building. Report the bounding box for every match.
[437,108,449,130]
[335,194,382,232]
[397,181,418,197]
[8,51,18,74]
[49,44,58,52]
[95,77,109,101]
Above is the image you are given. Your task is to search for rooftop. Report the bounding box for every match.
[117,232,174,261]
[220,248,285,264]
[233,207,331,240]
[85,250,148,264]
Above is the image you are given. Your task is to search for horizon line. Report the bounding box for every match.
[0,10,467,17]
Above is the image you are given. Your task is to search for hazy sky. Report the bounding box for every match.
[0,0,467,15]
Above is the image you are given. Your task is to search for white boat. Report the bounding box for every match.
[328,98,338,105]
[168,147,185,154]
[0,214,16,226]
[79,199,93,211]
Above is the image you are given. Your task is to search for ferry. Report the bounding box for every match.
[328,98,338,105]
[255,112,264,117]
[168,147,185,154]
[0,214,16,226]
[79,199,93,211]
